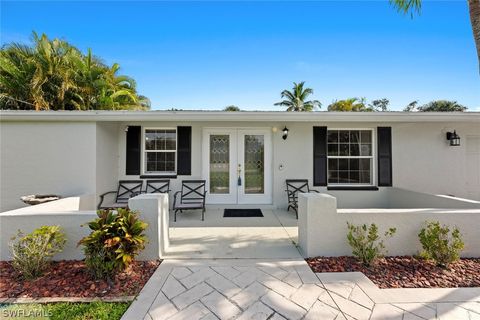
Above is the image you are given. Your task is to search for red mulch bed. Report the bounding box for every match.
[306,256,480,289]
[0,260,161,298]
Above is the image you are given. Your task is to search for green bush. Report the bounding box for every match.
[82,247,117,280]
[79,209,148,279]
[418,221,464,268]
[346,223,396,266]
[9,225,66,279]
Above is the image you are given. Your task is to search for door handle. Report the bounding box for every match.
[237,164,242,186]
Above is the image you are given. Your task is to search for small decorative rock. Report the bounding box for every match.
[0,260,161,298]
[306,256,480,289]
[20,194,61,205]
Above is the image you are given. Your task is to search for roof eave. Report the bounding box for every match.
[1,110,479,123]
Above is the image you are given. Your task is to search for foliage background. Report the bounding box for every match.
[0,33,150,111]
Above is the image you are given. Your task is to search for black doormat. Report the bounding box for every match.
[223,208,263,218]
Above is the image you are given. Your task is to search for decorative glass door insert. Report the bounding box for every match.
[209,135,230,194]
[244,135,264,194]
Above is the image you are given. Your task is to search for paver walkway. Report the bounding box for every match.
[122,259,480,320]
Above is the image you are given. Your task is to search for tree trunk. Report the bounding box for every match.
[468,0,480,72]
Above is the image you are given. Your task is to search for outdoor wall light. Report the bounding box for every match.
[124,126,129,133]
[282,126,289,140]
[446,130,461,146]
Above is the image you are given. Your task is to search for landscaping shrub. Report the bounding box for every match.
[9,225,66,279]
[79,209,148,280]
[346,223,396,266]
[418,221,464,268]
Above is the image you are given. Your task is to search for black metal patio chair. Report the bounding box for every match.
[285,179,319,219]
[97,180,143,210]
[173,180,207,222]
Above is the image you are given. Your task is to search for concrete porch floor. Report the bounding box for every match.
[164,207,301,259]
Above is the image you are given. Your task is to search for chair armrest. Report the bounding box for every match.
[309,190,320,193]
[131,191,143,197]
[173,191,181,208]
[98,191,117,209]
[100,191,117,197]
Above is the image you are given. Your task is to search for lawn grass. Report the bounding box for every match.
[0,301,131,320]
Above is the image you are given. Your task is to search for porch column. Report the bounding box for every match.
[298,193,338,258]
[129,193,170,260]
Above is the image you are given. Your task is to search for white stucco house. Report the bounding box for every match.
[0,110,479,212]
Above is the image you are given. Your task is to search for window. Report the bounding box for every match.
[327,129,373,185]
[144,129,176,174]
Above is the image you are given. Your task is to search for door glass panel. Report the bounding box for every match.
[210,135,230,194]
[244,135,264,194]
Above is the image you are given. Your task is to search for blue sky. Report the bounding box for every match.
[1,1,479,111]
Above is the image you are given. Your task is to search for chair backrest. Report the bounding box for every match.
[181,180,206,204]
[286,179,310,200]
[145,180,170,194]
[116,180,143,203]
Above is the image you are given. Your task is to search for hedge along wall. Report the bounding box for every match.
[298,193,480,258]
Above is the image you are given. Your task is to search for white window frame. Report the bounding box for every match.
[326,128,376,187]
[141,127,177,175]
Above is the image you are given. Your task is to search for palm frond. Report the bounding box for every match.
[390,0,422,17]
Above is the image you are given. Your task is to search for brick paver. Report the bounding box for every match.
[201,291,242,319]
[260,290,306,320]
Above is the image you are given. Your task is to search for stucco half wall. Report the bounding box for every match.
[0,194,165,261]
[0,196,96,260]
[298,192,480,258]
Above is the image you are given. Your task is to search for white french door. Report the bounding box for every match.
[237,129,272,204]
[203,128,272,204]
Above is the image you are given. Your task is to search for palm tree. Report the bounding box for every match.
[0,32,149,110]
[29,33,79,110]
[0,44,36,109]
[274,81,321,112]
[327,98,374,112]
[390,0,480,71]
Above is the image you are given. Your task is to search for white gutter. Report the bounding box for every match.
[1,110,480,123]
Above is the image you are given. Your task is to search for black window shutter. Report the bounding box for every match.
[126,126,141,175]
[177,126,192,175]
[313,126,328,186]
[377,127,393,186]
